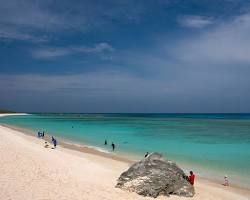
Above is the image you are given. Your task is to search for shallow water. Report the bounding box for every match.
[1,113,250,188]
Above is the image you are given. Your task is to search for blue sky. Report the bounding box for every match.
[0,0,250,112]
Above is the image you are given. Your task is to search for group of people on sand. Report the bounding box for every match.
[187,171,229,186]
[37,131,57,149]
[104,140,115,151]
[44,136,57,149]
[187,170,230,186]
[37,131,45,138]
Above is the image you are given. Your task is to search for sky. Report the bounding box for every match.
[0,0,250,113]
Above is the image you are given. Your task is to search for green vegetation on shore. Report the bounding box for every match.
[0,109,15,113]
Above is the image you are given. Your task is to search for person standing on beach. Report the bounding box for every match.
[53,138,57,148]
[104,140,107,145]
[111,142,115,151]
[188,171,195,185]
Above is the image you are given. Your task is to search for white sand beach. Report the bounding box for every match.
[0,114,250,200]
[0,113,29,117]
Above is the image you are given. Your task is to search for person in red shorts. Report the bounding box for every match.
[189,171,195,185]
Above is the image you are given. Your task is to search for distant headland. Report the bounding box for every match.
[0,109,16,114]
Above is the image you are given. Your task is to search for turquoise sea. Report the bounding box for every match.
[1,113,250,188]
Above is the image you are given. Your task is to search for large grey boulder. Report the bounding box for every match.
[116,152,195,198]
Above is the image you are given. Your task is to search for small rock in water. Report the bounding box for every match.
[116,152,195,198]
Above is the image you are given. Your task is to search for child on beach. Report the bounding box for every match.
[223,175,229,186]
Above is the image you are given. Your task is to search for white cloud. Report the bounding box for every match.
[172,13,250,64]
[32,43,114,59]
[75,43,114,53]
[0,71,166,95]
[32,48,70,59]
[178,15,214,28]
[1,66,249,113]
[0,0,162,42]
[0,0,64,42]
[0,25,49,43]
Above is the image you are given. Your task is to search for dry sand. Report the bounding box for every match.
[0,114,250,200]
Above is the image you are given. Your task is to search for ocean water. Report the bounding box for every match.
[1,113,250,188]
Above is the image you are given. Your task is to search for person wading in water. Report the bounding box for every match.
[111,142,115,151]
